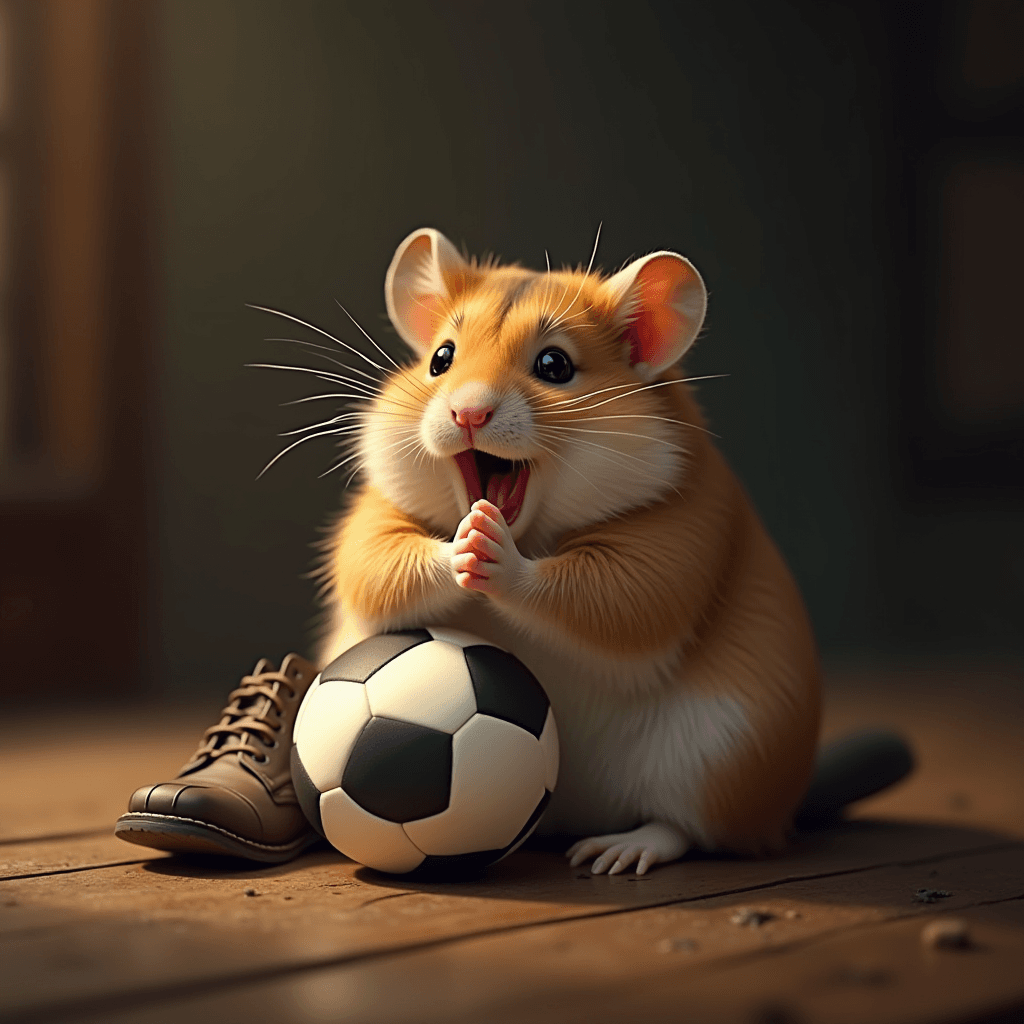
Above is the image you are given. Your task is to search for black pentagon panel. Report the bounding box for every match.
[343,717,452,823]
[463,645,550,738]
[320,630,433,684]
[290,745,325,838]
[407,791,551,880]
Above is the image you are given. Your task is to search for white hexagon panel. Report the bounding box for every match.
[293,679,372,792]
[364,640,477,733]
[320,786,426,875]
[404,713,547,856]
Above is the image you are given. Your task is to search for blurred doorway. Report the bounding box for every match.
[0,0,158,701]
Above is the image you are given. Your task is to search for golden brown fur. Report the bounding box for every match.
[318,229,821,869]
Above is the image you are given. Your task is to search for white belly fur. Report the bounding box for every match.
[320,599,753,849]
[430,601,753,848]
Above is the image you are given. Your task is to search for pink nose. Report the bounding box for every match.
[452,405,494,429]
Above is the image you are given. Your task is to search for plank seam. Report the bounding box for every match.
[662,887,1024,978]
[2,840,1019,1024]
[0,860,150,883]
[0,830,112,849]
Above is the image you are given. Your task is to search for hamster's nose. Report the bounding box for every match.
[452,405,494,429]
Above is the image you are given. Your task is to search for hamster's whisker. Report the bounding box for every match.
[548,223,601,330]
[538,424,688,452]
[246,362,379,394]
[567,377,719,414]
[387,367,437,408]
[333,301,402,375]
[547,304,593,334]
[280,395,409,416]
[281,393,359,406]
[266,338,383,388]
[267,357,384,398]
[371,431,424,459]
[318,449,362,481]
[544,249,551,274]
[248,304,393,377]
[269,342,430,416]
[543,275,575,326]
[370,435,424,475]
[536,373,729,414]
[548,292,590,332]
[269,337,431,411]
[546,412,721,439]
[536,380,647,410]
[675,373,731,385]
[334,302,435,403]
[257,423,367,480]
[248,364,425,415]
[279,417,362,438]
[538,375,730,417]
[536,429,666,472]
[324,428,421,482]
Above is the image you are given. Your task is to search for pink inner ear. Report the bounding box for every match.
[406,293,444,350]
[626,307,680,367]
[624,262,686,368]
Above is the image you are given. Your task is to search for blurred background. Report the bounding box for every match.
[1,0,1021,707]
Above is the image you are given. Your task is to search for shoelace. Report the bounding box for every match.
[190,664,297,763]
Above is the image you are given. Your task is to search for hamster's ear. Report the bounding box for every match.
[604,252,707,378]
[385,228,469,355]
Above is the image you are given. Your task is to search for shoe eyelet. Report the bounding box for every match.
[254,754,269,764]
[267,739,278,750]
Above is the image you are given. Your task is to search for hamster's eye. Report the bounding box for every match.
[534,347,574,383]
[430,342,455,376]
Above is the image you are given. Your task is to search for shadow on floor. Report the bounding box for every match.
[140,816,1022,911]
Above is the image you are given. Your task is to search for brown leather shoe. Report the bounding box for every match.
[115,654,323,863]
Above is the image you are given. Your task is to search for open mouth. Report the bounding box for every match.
[453,450,530,526]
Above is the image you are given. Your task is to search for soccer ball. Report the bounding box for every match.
[291,627,559,876]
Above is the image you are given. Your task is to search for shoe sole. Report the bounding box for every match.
[114,812,323,864]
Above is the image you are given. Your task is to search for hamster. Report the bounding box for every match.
[315,228,820,876]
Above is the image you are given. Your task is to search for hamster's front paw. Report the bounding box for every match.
[566,822,690,876]
[451,500,530,600]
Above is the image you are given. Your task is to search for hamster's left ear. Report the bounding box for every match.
[604,252,707,378]
[385,228,470,355]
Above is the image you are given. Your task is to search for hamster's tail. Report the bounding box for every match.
[794,729,915,828]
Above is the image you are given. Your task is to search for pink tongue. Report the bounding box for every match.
[486,471,514,509]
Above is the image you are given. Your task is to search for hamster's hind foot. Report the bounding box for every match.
[566,822,689,876]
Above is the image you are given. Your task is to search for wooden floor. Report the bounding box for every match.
[4,665,1024,1024]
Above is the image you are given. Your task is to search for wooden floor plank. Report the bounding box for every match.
[578,906,1024,1024]
[2,668,1021,1024]
[3,664,1019,852]
[0,829,1016,1022]
[0,834,168,882]
[6,665,1021,876]
[27,845,1024,1024]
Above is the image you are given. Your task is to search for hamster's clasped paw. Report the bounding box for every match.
[566,822,690,876]
[451,499,529,600]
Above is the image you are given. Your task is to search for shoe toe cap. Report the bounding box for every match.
[129,782,263,839]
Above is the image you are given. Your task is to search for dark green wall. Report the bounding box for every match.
[156,1,899,695]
